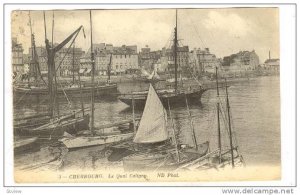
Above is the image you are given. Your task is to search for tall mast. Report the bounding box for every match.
[107,53,112,83]
[174,9,178,93]
[52,11,60,117]
[216,67,222,164]
[185,95,198,150]
[132,94,136,134]
[90,10,95,135]
[44,11,54,117]
[77,63,85,116]
[167,99,180,163]
[72,44,75,84]
[28,11,38,85]
[225,79,235,168]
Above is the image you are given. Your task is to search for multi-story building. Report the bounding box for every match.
[112,46,138,75]
[222,50,259,72]
[161,46,189,73]
[189,48,221,74]
[58,47,85,77]
[80,43,139,75]
[139,46,162,71]
[264,59,280,71]
[12,37,24,73]
[264,51,280,71]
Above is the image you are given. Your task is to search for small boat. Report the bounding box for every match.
[122,83,209,171]
[14,137,39,155]
[14,113,51,135]
[61,132,134,150]
[27,113,90,140]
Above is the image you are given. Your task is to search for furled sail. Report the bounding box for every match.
[133,84,169,143]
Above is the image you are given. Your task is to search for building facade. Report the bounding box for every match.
[80,43,139,75]
[264,59,280,71]
[58,47,85,77]
[12,37,24,73]
[139,46,162,71]
[190,48,221,74]
[222,50,260,73]
[160,46,189,73]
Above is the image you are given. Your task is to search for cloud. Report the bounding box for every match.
[203,11,252,37]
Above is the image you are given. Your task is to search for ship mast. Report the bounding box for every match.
[28,11,38,86]
[107,53,112,83]
[225,79,235,168]
[72,44,75,84]
[90,10,95,136]
[173,9,178,94]
[216,67,222,164]
[43,11,54,117]
[52,11,60,117]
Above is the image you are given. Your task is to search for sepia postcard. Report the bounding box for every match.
[2,3,296,187]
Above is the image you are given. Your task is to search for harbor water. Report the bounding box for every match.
[13,76,280,171]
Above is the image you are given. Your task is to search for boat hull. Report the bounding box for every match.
[13,83,118,101]
[61,132,134,150]
[14,137,40,155]
[24,115,90,141]
[123,142,209,171]
[119,88,207,108]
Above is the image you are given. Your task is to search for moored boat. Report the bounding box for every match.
[14,137,40,155]
[122,82,210,171]
[118,10,207,108]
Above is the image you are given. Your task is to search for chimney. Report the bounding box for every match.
[269,50,271,60]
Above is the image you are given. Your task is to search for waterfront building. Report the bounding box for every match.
[222,50,259,73]
[58,47,85,77]
[161,46,189,73]
[80,43,139,75]
[12,37,24,73]
[112,45,138,75]
[264,51,280,71]
[139,45,162,71]
[189,48,221,74]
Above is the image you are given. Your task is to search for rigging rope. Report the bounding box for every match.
[57,79,72,110]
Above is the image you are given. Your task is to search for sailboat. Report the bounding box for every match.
[175,67,245,171]
[13,17,118,103]
[121,83,209,171]
[60,10,134,150]
[13,11,90,141]
[118,10,207,108]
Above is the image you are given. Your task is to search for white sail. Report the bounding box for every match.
[133,84,169,144]
[141,68,150,77]
[147,70,155,80]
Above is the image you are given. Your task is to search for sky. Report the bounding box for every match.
[11,8,279,63]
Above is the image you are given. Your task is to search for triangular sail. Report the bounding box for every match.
[147,70,155,80]
[133,84,168,144]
